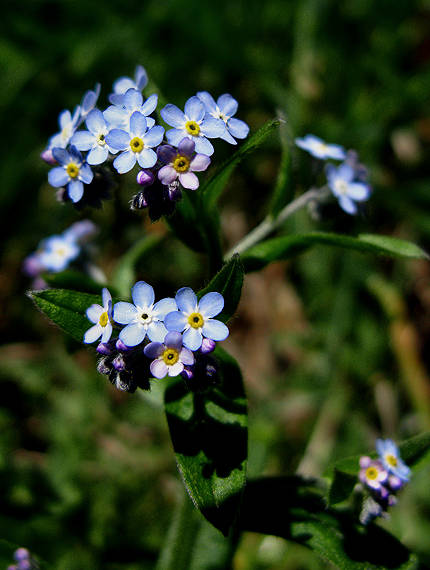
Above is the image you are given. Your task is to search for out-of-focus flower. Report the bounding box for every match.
[144,331,194,378]
[113,281,177,346]
[161,96,225,156]
[48,146,93,203]
[165,288,229,351]
[158,138,210,190]
[376,439,411,482]
[358,456,388,492]
[295,134,346,160]
[71,109,116,165]
[84,288,113,344]
[197,91,249,144]
[37,234,80,272]
[325,162,371,215]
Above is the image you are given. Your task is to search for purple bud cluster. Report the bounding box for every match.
[358,439,411,525]
[8,547,39,570]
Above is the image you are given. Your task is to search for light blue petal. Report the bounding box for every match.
[104,106,127,129]
[87,145,109,165]
[130,111,147,137]
[113,301,138,324]
[86,303,103,323]
[135,65,148,90]
[202,319,229,341]
[227,118,249,139]
[179,347,194,366]
[347,182,371,201]
[150,359,168,379]
[132,280,154,309]
[196,91,217,113]
[141,93,158,116]
[193,136,214,156]
[124,88,143,109]
[153,297,178,320]
[175,287,197,313]
[184,96,205,122]
[166,128,188,147]
[338,195,357,215]
[68,180,84,202]
[326,144,346,160]
[146,117,156,129]
[71,131,95,151]
[113,77,135,95]
[106,129,129,150]
[102,288,112,308]
[144,342,164,359]
[183,327,203,351]
[199,292,224,318]
[86,109,106,134]
[147,321,168,342]
[161,104,186,128]
[201,116,225,138]
[137,148,157,168]
[164,311,188,332]
[113,151,136,174]
[119,322,146,347]
[220,129,237,145]
[337,163,354,183]
[217,94,238,117]
[48,167,69,187]
[84,324,102,343]
[101,322,113,343]
[108,93,125,106]
[52,148,70,165]
[79,164,93,184]
[164,331,183,350]
[142,125,165,148]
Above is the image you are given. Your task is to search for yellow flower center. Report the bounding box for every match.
[66,163,80,178]
[130,136,144,153]
[173,154,190,173]
[188,312,204,329]
[386,454,398,467]
[366,467,378,480]
[185,120,200,136]
[97,133,106,146]
[162,348,179,366]
[99,312,109,327]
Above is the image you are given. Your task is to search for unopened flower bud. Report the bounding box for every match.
[97,357,111,375]
[116,338,132,352]
[14,550,30,563]
[200,338,216,354]
[205,363,217,377]
[96,342,112,355]
[40,148,56,165]
[137,169,155,186]
[113,353,126,371]
[131,192,148,210]
[181,366,194,380]
[168,181,182,202]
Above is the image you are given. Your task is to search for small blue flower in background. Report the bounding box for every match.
[144,331,195,379]
[325,162,371,215]
[106,111,164,174]
[113,281,177,346]
[376,439,411,482]
[37,234,80,273]
[109,64,148,105]
[48,107,81,150]
[104,88,157,130]
[164,288,229,351]
[295,134,346,160]
[358,456,388,492]
[84,288,113,344]
[48,146,94,203]
[197,91,249,144]
[161,96,225,156]
[158,138,211,190]
[71,109,116,165]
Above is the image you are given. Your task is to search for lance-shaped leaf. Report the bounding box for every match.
[327,431,430,506]
[28,288,102,343]
[198,254,244,323]
[164,347,247,535]
[241,232,428,272]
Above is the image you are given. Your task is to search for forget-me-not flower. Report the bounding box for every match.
[37,234,80,273]
[104,88,157,130]
[84,288,113,344]
[109,65,148,105]
[164,288,229,351]
[358,456,388,492]
[106,111,164,174]
[48,107,81,150]
[48,146,94,203]
[295,134,346,160]
[158,138,211,190]
[197,91,249,144]
[71,109,116,165]
[113,281,177,346]
[144,331,194,379]
[161,96,225,156]
[376,439,411,482]
[326,162,371,215]
[79,83,101,121]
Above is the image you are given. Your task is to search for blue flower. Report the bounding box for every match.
[160,96,225,156]
[109,65,148,104]
[84,288,113,344]
[37,234,80,272]
[295,134,346,160]
[325,162,371,215]
[358,456,388,492]
[62,219,97,242]
[71,109,116,165]
[376,439,411,482]
[197,92,249,144]
[48,146,94,203]
[48,106,81,150]
[106,111,164,174]
[113,281,177,347]
[79,83,101,121]
[144,331,194,379]
[104,88,157,130]
[164,288,229,351]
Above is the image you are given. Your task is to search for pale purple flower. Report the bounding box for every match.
[144,331,194,379]
[84,288,113,344]
[358,456,388,492]
[158,138,210,190]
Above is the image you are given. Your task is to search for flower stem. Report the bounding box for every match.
[224,186,329,260]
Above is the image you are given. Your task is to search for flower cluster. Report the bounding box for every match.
[358,439,411,525]
[295,134,371,215]
[8,547,39,570]
[23,220,97,287]
[42,65,249,218]
[83,283,229,392]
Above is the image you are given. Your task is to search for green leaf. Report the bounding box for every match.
[238,476,418,569]
[42,270,108,295]
[164,346,247,535]
[198,254,244,323]
[28,288,101,343]
[111,234,163,298]
[201,119,282,208]
[268,112,294,217]
[166,191,208,254]
[241,232,428,272]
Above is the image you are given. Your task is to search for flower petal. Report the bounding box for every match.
[137,148,157,169]
[113,150,136,174]
[164,311,188,332]
[161,104,186,128]
[347,182,371,201]
[179,347,194,366]
[86,108,106,133]
[157,144,177,164]
[132,281,154,309]
[71,130,95,151]
[227,118,249,139]
[193,136,214,156]
[158,165,177,185]
[124,88,143,110]
[196,91,217,113]
[184,96,205,122]
[86,303,103,323]
[141,93,158,116]
[144,342,164,359]
[129,111,147,136]
[142,125,165,148]
[201,116,225,138]
[147,321,168,342]
[177,137,195,157]
[119,322,146,346]
[183,327,203,351]
[68,180,84,203]
[153,297,178,320]
[164,331,183,350]
[179,172,199,190]
[102,288,112,308]
[217,94,238,117]
[79,164,93,184]
[175,287,197,313]
[87,145,109,165]
[166,129,188,147]
[101,322,113,343]
[150,358,168,379]
[190,154,210,172]
[199,292,224,318]
[104,106,127,129]
[113,301,138,324]
[202,319,229,341]
[83,324,102,343]
[48,167,69,187]
[106,128,129,150]
[338,195,357,215]
[168,362,184,376]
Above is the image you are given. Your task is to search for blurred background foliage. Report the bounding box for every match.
[1,0,430,567]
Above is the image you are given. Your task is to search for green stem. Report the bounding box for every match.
[224,186,329,260]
